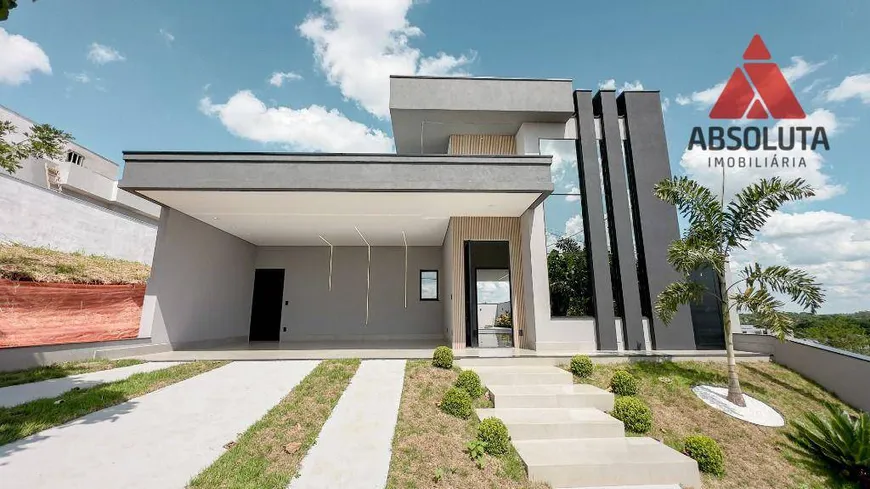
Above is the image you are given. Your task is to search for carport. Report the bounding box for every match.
[119,152,552,351]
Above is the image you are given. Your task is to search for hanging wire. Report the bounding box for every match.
[355,226,371,326]
[402,231,408,309]
[318,235,333,291]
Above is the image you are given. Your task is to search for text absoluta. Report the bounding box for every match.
[688,126,829,151]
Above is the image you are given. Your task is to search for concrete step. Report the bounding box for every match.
[558,485,680,489]
[514,438,701,488]
[467,366,574,386]
[487,383,614,411]
[456,357,569,367]
[476,407,624,440]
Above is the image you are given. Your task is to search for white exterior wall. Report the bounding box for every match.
[0,175,157,264]
[516,121,598,351]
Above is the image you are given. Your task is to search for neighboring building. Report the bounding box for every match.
[0,105,159,264]
[120,76,721,351]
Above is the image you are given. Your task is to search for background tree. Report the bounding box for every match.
[547,236,591,316]
[0,120,72,174]
[654,176,824,406]
[0,0,37,21]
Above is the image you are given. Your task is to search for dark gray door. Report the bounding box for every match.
[249,269,285,342]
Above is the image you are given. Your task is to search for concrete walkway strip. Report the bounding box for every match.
[0,362,185,408]
[289,359,406,489]
[0,360,320,489]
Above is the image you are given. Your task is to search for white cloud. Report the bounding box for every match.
[199,90,394,153]
[159,29,175,44]
[675,81,726,108]
[598,79,644,91]
[565,214,585,240]
[87,43,125,64]
[298,0,474,118]
[679,108,845,201]
[731,210,870,313]
[662,97,671,113]
[66,72,92,84]
[823,73,870,104]
[268,71,303,87]
[0,28,51,85]
[676,56,823,109]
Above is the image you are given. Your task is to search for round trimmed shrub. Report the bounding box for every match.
[610,369,639,396]
[477,417,511,456]
[455,370,484,398]
[432,346,454,369]
[440,387,473,419]
[683,435,725,476]
[569,355,594,378]
[610,396,652,433]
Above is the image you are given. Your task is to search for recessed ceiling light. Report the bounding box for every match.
[213,217,219,220]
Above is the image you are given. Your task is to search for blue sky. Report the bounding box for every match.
[1,0,869,312]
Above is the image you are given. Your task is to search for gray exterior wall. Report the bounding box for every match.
[734,334,870,412]
[0,174,157,264]
[618,92,695,349]
[255,246,443,342]
[139,208,256,346]
[573,90,618,350]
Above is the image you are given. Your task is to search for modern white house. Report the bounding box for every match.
[0,105,160,264]
[120,76,726,352]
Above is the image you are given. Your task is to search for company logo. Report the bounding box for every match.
[688,34,829,170]
[709,34,805,120]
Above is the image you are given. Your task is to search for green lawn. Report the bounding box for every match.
[571,361,857,489]
[189,359,360,489]
[0,358,144,388]
[0,360,226,445]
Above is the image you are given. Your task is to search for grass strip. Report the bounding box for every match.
[0,358,144,388]
[0,360,225,445]
[385,360,547,489]
[188,359,361,489]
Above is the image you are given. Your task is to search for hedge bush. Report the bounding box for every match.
[432,346,453,369]
[455,370,484,398]
[610,369,639,396]
[683,435,725,476]
[477,417,511,456]
[569,355,594,378]
[610,396,652,433]
[440,387,473,419]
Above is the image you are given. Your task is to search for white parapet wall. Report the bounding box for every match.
[0,175,157,264]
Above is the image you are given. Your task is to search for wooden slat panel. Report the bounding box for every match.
[447,217,526,349]
[447,135,516,155]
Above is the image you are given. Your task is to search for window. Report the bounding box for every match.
[66,151,85,166]
[420,270,438,301]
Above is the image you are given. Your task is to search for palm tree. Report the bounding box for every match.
[653,176,824,407]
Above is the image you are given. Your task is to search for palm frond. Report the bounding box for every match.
[655,280,706,325]
[666,239,725,276]
[654,177,724,243]
[730,286,793,338]
[724,177,815,249]
[740,264,825,313]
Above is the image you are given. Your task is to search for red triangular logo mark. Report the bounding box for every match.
[746,99,768,119]
[709,35,805,119]
[743,34,771,60]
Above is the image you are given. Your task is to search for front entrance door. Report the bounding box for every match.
[464,241,513,348]
[249,269,285,342]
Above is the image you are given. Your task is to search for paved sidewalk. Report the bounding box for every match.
[0,362,184,408]
[0,360,319,489]
[290,359,406,489]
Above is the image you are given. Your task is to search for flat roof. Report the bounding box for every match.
[389,76,575,154]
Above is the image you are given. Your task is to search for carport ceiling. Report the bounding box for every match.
[142,191,539,246]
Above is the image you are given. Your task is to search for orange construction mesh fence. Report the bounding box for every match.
[0,279,144,348]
